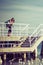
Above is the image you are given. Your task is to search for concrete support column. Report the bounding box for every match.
[29,37,31,60]
[29,37,31,47]
[13,53,15,58]
[13,53,15,61]
[35,48,37,58]
[24,53,26,62]
[4,54,6,61]
[0,56,2,64]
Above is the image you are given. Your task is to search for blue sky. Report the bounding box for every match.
[0,0,43,26]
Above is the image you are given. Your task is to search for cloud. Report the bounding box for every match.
[1,4,43,13]
[14,5,43,12]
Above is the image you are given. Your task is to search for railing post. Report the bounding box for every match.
[29,37,31,47]
[29,37,31,59]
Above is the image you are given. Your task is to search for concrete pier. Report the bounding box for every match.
[4,54,6,61]
[0,56,2,65]
[35,48,37,58]
[24,53,26,62]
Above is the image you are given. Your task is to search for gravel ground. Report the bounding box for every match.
[0,58,43,65]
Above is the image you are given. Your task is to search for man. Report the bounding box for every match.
[5,18,15,36]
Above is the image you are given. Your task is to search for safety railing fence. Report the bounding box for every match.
[12,23,29,36]
[0,23,43,48]
[30,24,43,37]
[0,23,35,48]
[0,43,18,48]
[29,24,43,47]
[0,23,35,36]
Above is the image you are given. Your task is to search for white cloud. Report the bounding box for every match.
[15,5,43,12]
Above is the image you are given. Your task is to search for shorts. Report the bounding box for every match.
[8,29,11,33]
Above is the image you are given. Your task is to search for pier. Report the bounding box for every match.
[0,23,43,65]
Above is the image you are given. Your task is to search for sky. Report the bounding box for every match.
[0,0,43,26]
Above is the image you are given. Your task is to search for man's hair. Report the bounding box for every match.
[11,18,15,22]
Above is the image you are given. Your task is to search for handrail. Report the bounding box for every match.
[30,24,43,37]
[0,23,43,40]
[0,22,29,25]
[0,23,43,36]
[0,23,30,36]
[0,23,36,37]
[30,24,41,37]
[29,24,43,46]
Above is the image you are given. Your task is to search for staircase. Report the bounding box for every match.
[18,24,43,48]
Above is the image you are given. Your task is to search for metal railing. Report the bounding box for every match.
[29,24,43,46]
[0,43,18,48]
[0,23,35,48]
[0,23,43,48]
[0,23,35,36]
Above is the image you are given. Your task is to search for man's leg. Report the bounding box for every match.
[8,28,11,36]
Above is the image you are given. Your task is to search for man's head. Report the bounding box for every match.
[11,18,15,23]
[9,18,15,25]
